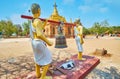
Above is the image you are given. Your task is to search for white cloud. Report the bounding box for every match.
[21,3,31,14]
[79,4,108,13]
[10,14,28,25]
[84,0,93,5]
[84,0,120,6]
[104,0,112,4]
[63,0,75,4]
[103,0,120,4]
[99,7,108,13]
[22,3,28,7]
[79,5,91,13]
[13,3,31,25]
[21,3,30,8]
[78,0,110,13]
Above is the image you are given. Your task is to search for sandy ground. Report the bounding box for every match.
[0,36,120,79]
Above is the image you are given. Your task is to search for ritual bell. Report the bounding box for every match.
[55,35,67,48]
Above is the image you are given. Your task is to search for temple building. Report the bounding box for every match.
[44,2,74,38]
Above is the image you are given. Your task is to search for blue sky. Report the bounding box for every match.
[0,0,120,28]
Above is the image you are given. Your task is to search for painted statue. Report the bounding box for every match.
[57,21,64,35]
[74,19,84,60]
[30,3,53,79]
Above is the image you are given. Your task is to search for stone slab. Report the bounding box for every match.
[15,55,100,79]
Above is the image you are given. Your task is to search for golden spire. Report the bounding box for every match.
[52,2,59,15]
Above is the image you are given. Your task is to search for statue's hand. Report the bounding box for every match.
[80,39,84,44]
[48,41,53,46]
[80,36,84,44]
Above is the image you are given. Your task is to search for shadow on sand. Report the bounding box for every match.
[85,66,120,79]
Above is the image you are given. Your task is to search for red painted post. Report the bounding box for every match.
[21,15,76,26]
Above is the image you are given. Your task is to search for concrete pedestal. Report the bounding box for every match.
[16,54,100,79]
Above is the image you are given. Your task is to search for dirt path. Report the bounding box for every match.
[0,37,120,79]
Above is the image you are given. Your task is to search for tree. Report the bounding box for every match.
[15,24,22,36]
[83,27,90,35]
[22,20,31,36]
[89,20,111,35]
[111,26,120,34]
[100,20,109,27]
[0,20,18,37]
[89,22,101,34]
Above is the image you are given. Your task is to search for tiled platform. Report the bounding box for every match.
[15,55,100,79]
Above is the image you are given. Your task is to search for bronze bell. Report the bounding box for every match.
[55,21,67,48]
[55,35,67,48]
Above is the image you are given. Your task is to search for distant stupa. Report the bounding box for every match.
[44,2,74,38]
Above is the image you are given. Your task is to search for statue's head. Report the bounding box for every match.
[31,3,41,18]
[59,21,64,26]
[74,18,82,26]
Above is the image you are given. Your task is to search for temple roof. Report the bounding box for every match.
[49,2,66,23]
[52,2,59,16]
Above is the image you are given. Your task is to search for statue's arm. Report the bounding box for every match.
[34,19,53,46]
[78,26,84,44]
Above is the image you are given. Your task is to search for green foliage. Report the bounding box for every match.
[110,26,120,34]
[0,19,31,37]
[83,27,90,35]
[15,24,22,36]
[0,19,120,38]
[89,22,101,34]
[100,20,109,27]
[84,20,120,35]
[22,20,31,36]
[0,20,19,37]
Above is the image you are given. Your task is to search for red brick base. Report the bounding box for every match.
[15,55,100,79]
